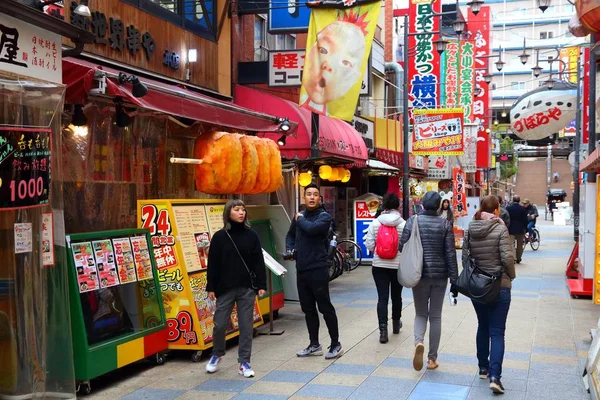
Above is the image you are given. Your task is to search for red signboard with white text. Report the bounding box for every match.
[583,47,590,144]
[408,0,441,110]
[453,167,467,217]
[467,6,491,168]
[412,108,465,155]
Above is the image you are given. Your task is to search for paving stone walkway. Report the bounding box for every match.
[86,220,596,400]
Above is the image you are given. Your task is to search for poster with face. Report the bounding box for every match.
[72,242,99,293]
[92,239,120,289]
[299,5,381,122]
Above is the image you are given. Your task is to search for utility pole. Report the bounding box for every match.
[402,14,410,219]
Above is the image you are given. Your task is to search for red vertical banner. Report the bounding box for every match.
[408,0,441,110]
[583,47,590,144]
[453,167,467,217]
[468,6,491,168]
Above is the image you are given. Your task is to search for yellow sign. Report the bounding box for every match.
[299,4,381,122]
[560,47,579,84]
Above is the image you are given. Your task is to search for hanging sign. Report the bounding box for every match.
[14,223,33,254]
[412,108,464,155]
[452,167,467,217]
[426,155,451,179]
[41,212,55,266]
[0,128,51,210]
[0,13,62,83]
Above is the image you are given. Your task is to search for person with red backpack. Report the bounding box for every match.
[364,193,406,344]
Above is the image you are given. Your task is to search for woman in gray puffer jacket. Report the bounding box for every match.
[400,191,458,372]
[456,195,515,395]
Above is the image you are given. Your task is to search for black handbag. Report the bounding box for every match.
[225,231,259,290]
[456,234,502,305]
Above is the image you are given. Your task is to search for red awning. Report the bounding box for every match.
[234,85,368,167]
[62,58,295,133]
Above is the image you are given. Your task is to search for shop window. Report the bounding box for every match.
[511,82,526,90]
[540,31,554,39]
[123,0,216,41]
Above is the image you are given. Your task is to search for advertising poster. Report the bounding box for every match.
[130,236,154,281]
[41,212,55,266]
[426,156,451,180]
[353,194,380,263]
[408,0,441,109]
[0,128,51,210]
[14,223,33,254]
[206,204,225,235]
[453,167,467,217]
[442,40,460,107]
[457,125,477,173]
[112,237,137,284]
[467,6,491,168]
[189,272,217,345]
[173,205,209,273]
[71,241,99,293]
[583,48,590,144]
[299,1,381,121]
[92,239,120,289]
[413,108,465,155]
[140,203,178,270]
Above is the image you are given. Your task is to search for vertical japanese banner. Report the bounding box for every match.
[583,47,590,144]
[468,6,491,168]
[442,40,460,107]
[560,47,579,84]
[452,167,467,217]
[458,41,475,122]
[408,0,441,109]
[299,1,381,121]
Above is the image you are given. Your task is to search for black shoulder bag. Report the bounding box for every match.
[225,231,259,290]
[456,232,502,305]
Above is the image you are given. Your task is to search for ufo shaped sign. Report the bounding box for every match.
[510,82,577,141]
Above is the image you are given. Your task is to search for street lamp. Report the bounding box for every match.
[537,0,551,12]
[468,0,484,15]
[434,39,449,54]
[483,73,493,83]
[532,64,543,77]
[518,38,531,65]
[495,59,506,71]
[544,77,555,90]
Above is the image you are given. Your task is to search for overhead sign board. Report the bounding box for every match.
[269,1,311,33]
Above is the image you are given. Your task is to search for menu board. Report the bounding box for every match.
[206,204,225,235]
[71,242,99,293]
[173,205,211,273]
[92,239,120,289]
[130,236,154,281]
[112,238,138,284]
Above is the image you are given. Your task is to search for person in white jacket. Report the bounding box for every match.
[364,193,406,343]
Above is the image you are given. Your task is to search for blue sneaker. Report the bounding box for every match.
[238,362,255,378]
[206,355,221,373]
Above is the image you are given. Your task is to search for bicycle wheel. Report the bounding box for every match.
[329,250,344,282]
[530,229,540,251]
[337,240,362,271]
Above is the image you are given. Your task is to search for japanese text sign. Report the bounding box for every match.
[269,50,305,87]
[41,212,55,266]
[426,155,451,179]
[0,128,51,210]
[375,148,402,169]
[583,47,590,144]
[452,167,467,217]
[412,108,464,155]
[408,0,441,109]
[0,13,62,83]
[442,39,476,119]
[560,47,579,84]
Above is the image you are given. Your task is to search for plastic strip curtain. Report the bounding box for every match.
[0,75,75,399]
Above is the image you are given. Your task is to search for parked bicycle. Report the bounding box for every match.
[328,238,363,282]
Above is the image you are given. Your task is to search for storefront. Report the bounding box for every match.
[0,2,94,399]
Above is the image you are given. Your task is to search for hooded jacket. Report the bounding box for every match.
[463,219,516,288]
[285,206,332,272]
[400,192,458,282]
[364,210,406,269]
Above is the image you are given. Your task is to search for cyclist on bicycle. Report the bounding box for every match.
[523,199,538,240]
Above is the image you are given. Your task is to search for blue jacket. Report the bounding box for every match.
[285,207,332,272]
[506,203,529,235]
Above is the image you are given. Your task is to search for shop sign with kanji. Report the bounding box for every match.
[413,108,464,156]
[375,148,402,169]
[0,128,51,210]
[0,14,61,83]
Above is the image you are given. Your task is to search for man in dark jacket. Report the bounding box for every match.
[497,196,511,228]
[286,183,342,360]
[506,196,528,264]
[400,191,458,371]
[523,199,538,240]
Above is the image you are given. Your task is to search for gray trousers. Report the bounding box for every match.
[412,278,448,362]
[212,287,256,363]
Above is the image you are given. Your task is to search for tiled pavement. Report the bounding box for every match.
[86,221,596,399]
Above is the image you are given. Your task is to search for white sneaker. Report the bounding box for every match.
[238,362,255,378]
[206,355,221,373]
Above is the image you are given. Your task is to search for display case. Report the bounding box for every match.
[66,229,168,394]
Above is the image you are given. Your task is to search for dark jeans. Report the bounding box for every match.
[212,287,256,363]
[472,288,512,379]
[372,267,403,325]
[297,267,339,346]
[527,220,536,238]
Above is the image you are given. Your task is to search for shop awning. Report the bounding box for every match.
[62,58,295,133]
[367,159,399,172]
[234,85,368,167]
[581,148,600,172]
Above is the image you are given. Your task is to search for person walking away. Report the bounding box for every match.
[286,183,343,359]
[439,199,454,222]
[553,171,559,183]
[454,195,515,394]
[400,191,458,371]
[523,199,538,240]
[364,193,406,343]
[506,196,528,264]
[497,196,511,229]
[206,200,267,378]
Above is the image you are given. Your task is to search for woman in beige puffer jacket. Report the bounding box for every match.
[458,195,515,395]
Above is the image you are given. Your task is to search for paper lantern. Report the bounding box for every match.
[576,0,600,33]
[319,165,333,180]
[335,167,345,181]
[341,169,351,183]
[510,82,577,140]
[194,132,242,194]
[235,135,259,194]
[329,168,339,181]
[248,136,271,194]
[299,172,312,187]
[264,138,283,193]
